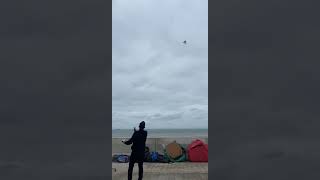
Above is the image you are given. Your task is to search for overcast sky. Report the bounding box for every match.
[112,0,208,129]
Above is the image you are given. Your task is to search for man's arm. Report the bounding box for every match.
[123,131,136,145]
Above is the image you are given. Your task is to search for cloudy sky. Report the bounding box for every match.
[112,0,208,129]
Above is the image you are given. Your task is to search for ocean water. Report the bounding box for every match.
[112,129,208,138]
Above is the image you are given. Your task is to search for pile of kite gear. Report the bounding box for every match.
[112,139,208,163]
[163,141,187,162]
[187,139,208,162]
[144,146,169,163]
[112,154,130,163]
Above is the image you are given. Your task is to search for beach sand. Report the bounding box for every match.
[112,162,208,180]
[112,137,208,180]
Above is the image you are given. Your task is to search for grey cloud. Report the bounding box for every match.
[112,0,208,130]
[112,0,208,128]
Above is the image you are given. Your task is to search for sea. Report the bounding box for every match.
[112,129,208,138]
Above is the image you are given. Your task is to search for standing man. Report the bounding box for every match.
[122,121,147,180]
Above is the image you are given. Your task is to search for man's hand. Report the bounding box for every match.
[121,139,126,143]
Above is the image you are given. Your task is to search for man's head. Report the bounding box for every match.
[139,121,145,130]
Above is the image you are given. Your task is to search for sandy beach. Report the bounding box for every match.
[112,162,208,180]
[112,137,208,180]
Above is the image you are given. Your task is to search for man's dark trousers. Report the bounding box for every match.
[128,152,144,180]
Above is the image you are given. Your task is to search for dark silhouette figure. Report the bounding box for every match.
[123,121,147,180]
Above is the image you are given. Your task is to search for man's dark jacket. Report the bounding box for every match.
[124,129,148,157]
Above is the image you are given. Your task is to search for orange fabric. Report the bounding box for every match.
[165,142,183,159]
